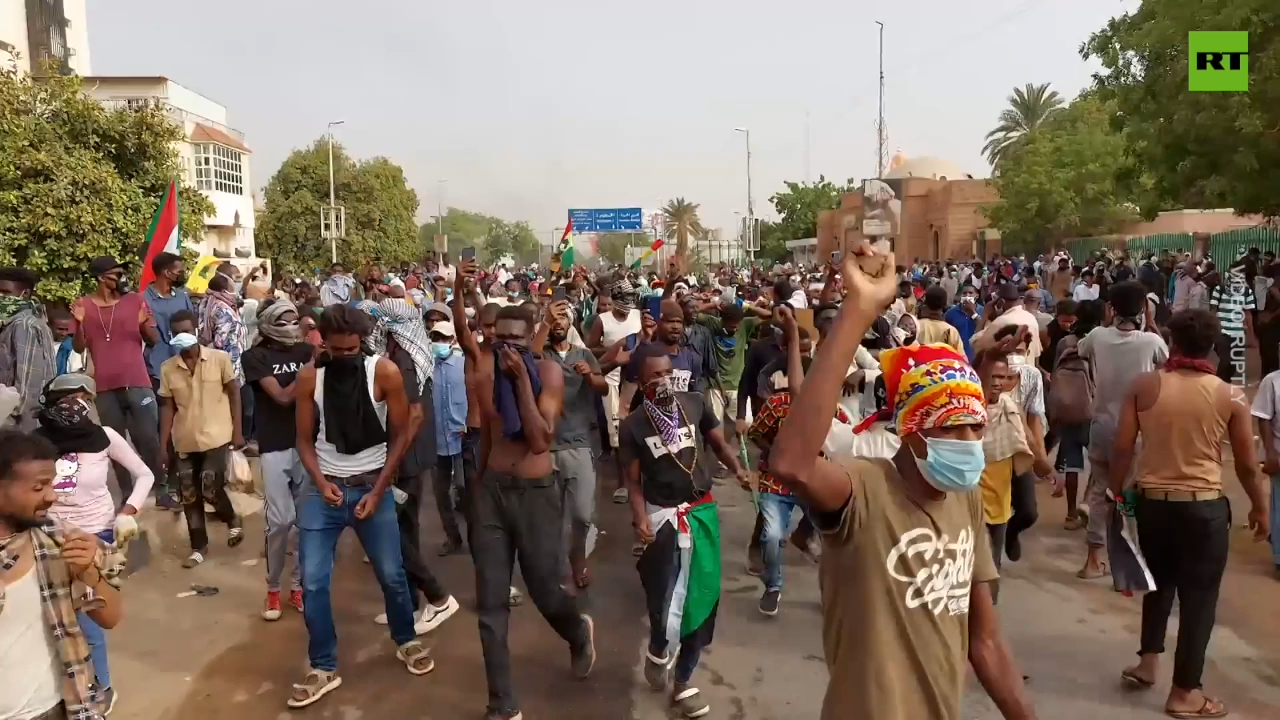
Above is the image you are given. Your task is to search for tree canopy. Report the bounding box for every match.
[256,139,419,274]
[985,96,1138,252]
[769,176,859,240]
[0,67,213,303]
[1082,0,1279,217]
[596,232,649,266]
[418,208,539,266]
[982,83,1065,170]
[662,198,704,257]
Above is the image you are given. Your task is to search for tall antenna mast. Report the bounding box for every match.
[875,21,887,178]
[804,110,811,182]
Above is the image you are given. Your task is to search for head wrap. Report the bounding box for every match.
[610,278,637,311]
[378,297,432,392]
[353,299,387,355]
[256,299,301,346]
[854,344,986,436]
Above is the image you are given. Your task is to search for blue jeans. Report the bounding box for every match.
[759,492,801,593]
[298,477,417,671]
[80,529,115,688]
[1272,475,1280,566]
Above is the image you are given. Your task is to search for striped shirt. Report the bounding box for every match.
[1209,271,1256,337]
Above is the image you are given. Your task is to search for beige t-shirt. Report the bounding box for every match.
[915,318,964,355]
[818,458,998,720]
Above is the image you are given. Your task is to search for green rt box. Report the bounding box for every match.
[1189,31,1249,92]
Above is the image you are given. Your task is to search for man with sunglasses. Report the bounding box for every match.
[72,256,166,507]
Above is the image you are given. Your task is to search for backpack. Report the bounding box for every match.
[1048,336,1094,424]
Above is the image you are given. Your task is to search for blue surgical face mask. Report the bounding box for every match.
[911,436,985,492]
[430,342,454,360]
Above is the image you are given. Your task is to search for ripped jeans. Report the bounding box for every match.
[175,444,240,551]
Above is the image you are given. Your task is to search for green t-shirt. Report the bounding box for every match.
[697,313,759,389]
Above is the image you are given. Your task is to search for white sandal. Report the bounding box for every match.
[673,687,710,718]
[396,640,435,676]
[286,669,342,708]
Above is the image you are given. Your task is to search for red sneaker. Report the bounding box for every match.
[289,589,304,613]
[262,591,282,621]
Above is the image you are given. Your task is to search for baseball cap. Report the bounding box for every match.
[430,321,456,339]
[88,256,126,276]
[426,303,453,321]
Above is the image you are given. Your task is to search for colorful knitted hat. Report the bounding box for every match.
[854,344,986,437]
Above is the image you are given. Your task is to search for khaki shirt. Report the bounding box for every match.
[818,458,998,720]
[159,347,235,453]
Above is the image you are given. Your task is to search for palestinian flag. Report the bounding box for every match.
[630,237,665,269]
[138,179,180,288]
[550,219,575,273]
[637,496,720,655]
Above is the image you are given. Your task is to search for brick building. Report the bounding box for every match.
[817,155,1000,262]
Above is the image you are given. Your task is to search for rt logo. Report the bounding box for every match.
[1188,31,1249,92]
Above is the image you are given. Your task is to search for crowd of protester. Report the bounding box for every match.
[0,240,1274,720]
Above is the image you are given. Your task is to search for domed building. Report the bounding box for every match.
[816,152,999,262]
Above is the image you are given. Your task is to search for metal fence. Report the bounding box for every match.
[1063,227,1280,266]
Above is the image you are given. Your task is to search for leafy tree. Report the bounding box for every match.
[982,83,1065,170]
[985,96,1138,252]
[418,207,499,255]
[596,232,649,266]
[768,176,859,240]
[256,139,419,275]
[756,221,792,265]
[0,66,214,303]
[1083,0,1279,217]
[662,198,704,257]
[480,219,540,266]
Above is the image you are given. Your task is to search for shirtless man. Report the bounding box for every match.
[453,265,524,607]
[469,301,597,720]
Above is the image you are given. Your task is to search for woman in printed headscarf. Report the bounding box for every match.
[35,373,152,713]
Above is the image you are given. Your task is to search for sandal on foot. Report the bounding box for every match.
[396,640,435,676]
[1076,562,1109,580]
[1120,668,1155,689]
[182,551,205,569]
[575,567,592,589]
[227,527,244,548]
[672,687,711,718]
[508,586,524,607]
[286,669,342,708]
[643,652,670,691]
[612,487,629,504]
[1166,696,1227,718]
[1064,516,1085,531]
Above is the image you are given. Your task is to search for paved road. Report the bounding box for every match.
[110,467,1280,719]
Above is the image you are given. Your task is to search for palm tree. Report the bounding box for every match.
[982,83,1064,169]
[662,197,704,258]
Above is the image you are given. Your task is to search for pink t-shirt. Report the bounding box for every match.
[74,294,155,391]
[46,427,155,534]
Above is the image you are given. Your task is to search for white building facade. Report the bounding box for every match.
[83,76,258,265]
[1,0,91,75]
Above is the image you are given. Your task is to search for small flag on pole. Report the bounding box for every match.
[550,219,575,273]
[631,237,665,269]
[138,179,181,288]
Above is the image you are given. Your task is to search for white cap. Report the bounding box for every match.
[431,321,456,339]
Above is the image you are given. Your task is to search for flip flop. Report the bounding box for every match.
[1121,668,1155,689]
[1166,696,1227,718]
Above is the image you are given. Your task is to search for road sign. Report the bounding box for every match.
[567,208,644,233]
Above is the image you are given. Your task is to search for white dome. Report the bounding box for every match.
[883,156,973,181]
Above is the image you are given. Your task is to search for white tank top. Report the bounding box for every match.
[314,354,388,477]
[600,309,641,384]
[0,564,63,720]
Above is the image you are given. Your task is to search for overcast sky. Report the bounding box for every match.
[88,0,1138,239]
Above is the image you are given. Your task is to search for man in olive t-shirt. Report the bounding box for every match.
[765,251,1036,720]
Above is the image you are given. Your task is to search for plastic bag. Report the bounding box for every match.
[228,449,254,494]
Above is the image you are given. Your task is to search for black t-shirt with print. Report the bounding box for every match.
[619,392,718,508]
[241,343,314,453]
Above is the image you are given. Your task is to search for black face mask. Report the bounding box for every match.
[173,273,188,287]
[317,352,364,371]
[114,277,132,295]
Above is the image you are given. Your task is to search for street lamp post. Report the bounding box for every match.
[734,127,754,263]
[436,179,447,237]
[325,120,345,264]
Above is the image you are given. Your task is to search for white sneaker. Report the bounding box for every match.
[414,596,460,635]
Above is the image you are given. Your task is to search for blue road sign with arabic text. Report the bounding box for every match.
[567,208,644,233]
